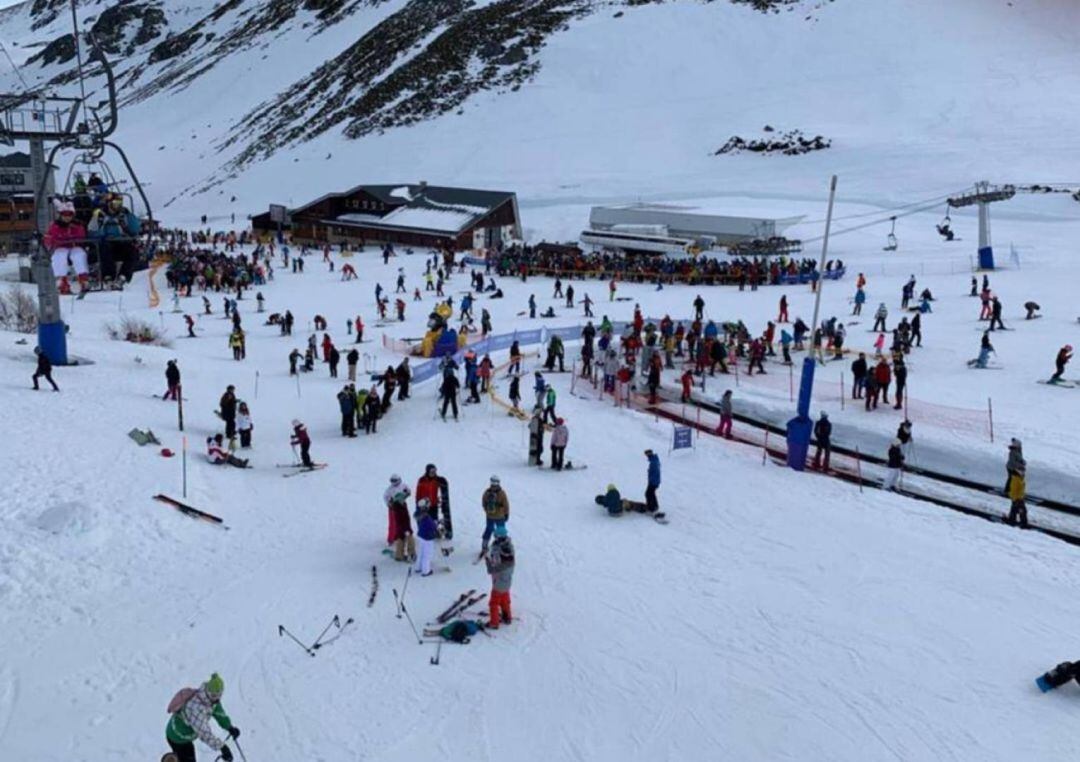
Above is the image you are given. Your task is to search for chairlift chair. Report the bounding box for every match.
[936,206,955,241]
[882,216,898,251]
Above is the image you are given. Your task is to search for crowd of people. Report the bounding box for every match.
[487,243,844,287]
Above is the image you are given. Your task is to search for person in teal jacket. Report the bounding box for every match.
[89,194,141,282]
[165,673,238,762]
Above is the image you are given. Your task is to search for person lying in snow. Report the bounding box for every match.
[205,434,248,468]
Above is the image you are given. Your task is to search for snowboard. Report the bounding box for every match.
[1036,662,1076,692]
[621,500,668,524]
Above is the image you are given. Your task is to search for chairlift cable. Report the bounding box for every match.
[0,41,32,93]
[68,0,89,114]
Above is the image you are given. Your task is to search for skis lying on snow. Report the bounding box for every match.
[367,565,379,607]
[153,494,228,530]
[435,589,481,624]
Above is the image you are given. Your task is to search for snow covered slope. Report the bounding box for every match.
[1,0,1079,222]
[1,239,1080,760]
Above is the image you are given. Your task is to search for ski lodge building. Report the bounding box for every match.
[254,182,522,251]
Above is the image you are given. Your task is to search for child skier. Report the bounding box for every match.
[414,499,438,575]
[290,419,313,467]
[485,525,515,628]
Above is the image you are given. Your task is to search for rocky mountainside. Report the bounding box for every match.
[1,0,828,195]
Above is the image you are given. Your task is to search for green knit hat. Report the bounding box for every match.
[207,672,224,697]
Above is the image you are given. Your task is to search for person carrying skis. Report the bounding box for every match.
[813,412,832,471]
[481,475,510,554]
[883,440,904,491]
[290,419,313,467]
[164,359,181,401]
[644,449,661,513]
[416,464,453,540]
[165,673,239,762]
[206,434,248,468]
[485,524,515,628]
[716,389,733,439]
[414,500,438,576]
[31,346,60,391]
[1050,345,1072,383]
[550,418,569,470]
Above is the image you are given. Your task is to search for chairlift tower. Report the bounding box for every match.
[947,181,1015,271]
[1,21,153,365]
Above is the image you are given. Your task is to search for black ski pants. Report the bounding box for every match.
[167,740,197,762]
[441,394,459,419]
[645,484,659,513]
[32,370,59,391]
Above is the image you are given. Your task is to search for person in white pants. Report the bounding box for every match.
[45,202,89,294]
[882,439,905,491]
[413,499,438,577]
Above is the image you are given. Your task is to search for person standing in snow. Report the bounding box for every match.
[883,440,905,491]
[416,463,453,540]
[644,449,661,513]
[716,389,734,439]
[290,419,313,467]
[528,407,545,466]
[440,369,460,421]
[165,673,239,762]
[1006,460,1028,529]
[481,475,510,554]
[31,346,59,391]
[872,303,888,333]
[1005,438,1025,495]
[509,373,522,412]
[164,359,181,401]
[813,412,832,471]
[988,296,1006,332]
[219,385,238,441]
[485,525,515,629]
[388,486,415,562]
[396,357,412,400]
[694,294,705,321]
[337,385,357,437]
[346,347,359,382]
[236,402,253,448]
[550,417,569,470]
[414,501,438,576]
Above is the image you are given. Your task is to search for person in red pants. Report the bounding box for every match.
[485,525,515,628]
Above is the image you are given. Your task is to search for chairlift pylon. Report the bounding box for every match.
[882,216,898,252]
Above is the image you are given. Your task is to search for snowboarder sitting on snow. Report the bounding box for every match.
[595,484,624,516]
[485,524,515,628]
[206,434,248,468]
[165,672,239,762]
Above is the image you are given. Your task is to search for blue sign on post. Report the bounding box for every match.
[672,425,693,451]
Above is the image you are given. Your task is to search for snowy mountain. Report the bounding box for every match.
[1,0,1077,225]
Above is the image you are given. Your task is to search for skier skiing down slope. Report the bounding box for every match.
[416,464,453,542]
[164,673,239,762]
[1049,345,1072,383]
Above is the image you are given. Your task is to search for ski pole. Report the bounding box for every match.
[311,614,340,649]
[232,736,249,762]
[430,639,442,666]
[395,592,423,644]
[399,566,413,617]
[278,625,315,657]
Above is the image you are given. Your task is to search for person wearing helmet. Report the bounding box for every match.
[414,499,438,576]
[383,475,413,559]
[290,419,313,467]
[415,464,452,541]
[480,476,509,555]
[883,439,905,491]
[44,200,88,295]
[594,483,624,516]
[1005,439,1026,497]
[165,672,238,762]
[485,524,515,628]
[1050,345,1072,384]
[88,193,141,283]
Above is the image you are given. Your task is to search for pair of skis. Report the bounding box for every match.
[153,494,228,530]
[276,462,329,477]
[278,614,355,657]
[434,590,488,624]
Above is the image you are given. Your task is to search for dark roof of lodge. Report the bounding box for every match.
[292,184,516,236]
[0,151,32,169]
